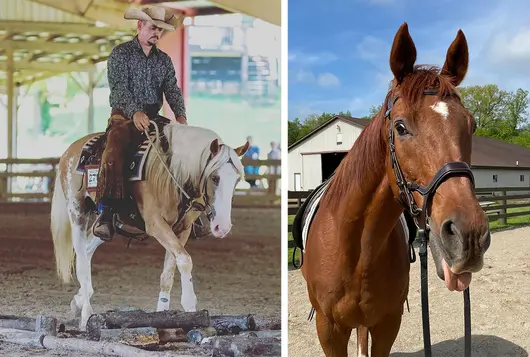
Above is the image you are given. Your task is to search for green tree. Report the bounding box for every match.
[360,104,382,120]
[459,85,529,141]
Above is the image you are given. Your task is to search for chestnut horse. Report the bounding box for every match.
[50,120,249,330]
[299,23,491,356]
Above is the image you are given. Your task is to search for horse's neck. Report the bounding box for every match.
[330,159,404,259]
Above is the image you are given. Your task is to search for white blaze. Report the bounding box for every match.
[430,101,449,119]
[210,162,239,238]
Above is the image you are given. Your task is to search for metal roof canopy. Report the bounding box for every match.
[0,0,280,89]
[0,0,280,167]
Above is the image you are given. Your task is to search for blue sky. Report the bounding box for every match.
[288,0,530,120]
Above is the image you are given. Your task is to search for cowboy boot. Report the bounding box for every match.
[92,200,115,241]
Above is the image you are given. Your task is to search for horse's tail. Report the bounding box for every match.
[50,173,74,284]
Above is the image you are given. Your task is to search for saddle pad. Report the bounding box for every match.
[291,177,333,252]
[292,174,414,253]
[75,132,155,182]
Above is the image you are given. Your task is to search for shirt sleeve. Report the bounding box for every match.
[107,48,142,119]
[163,57,187,119]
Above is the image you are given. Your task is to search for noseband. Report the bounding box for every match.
[194,151,239,222]
[385,89,474,357]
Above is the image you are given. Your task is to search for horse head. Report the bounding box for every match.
[201,138,249,238]
[385,23,491,292]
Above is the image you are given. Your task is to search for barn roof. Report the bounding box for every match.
[288,115,530,170]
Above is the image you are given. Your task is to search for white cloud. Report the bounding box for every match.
[487,28,530,73]
[355,35,390,71]
[294,69,316,83]
[291,69,340,88]
[318,72,340,87]
[288,50,338,67]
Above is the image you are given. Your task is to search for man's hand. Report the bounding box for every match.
[176,116,188,125]
[133,112,150,131]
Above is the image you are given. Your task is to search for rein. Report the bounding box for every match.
[143,121,214,220]
[385,89,473,357]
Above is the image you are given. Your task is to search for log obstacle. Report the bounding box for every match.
[2,310,281,356]
[86,309,211,340]
[203,336,282,357]
[0,315,57,335]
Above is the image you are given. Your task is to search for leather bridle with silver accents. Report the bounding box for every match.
[385,88,473,357]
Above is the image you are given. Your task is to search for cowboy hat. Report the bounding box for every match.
[124,6,182,31]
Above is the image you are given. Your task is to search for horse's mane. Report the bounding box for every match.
[321,101,388,206]
[398,65,461,114]
[145,122,244,203]
[321,65,459,206]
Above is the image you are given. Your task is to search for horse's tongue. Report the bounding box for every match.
[442,259,472,292]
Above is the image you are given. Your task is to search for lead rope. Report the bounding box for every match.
[418,228,471,357]
[143,121,191,200]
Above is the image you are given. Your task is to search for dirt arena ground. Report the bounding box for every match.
[288,226,530,357]
[0,205,281,357]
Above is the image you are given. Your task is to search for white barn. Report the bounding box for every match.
[288,115,530,192]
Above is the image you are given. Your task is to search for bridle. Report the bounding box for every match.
[385,89,474,357]
[143,121,221,222]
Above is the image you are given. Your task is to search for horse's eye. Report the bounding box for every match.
[212,175,220,185]
[395,121,409,136]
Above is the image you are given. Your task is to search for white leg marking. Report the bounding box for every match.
[430,101,449,119]
[358,343,366,357]
[70,222,95,331]
[157,250,177,312]
[176,253,196,312]
[72,235,103,316]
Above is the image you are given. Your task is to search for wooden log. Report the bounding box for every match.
[210,314,256,335]
[239,330,282,339]
[0,315,36,331]
[157,328,188,344]
[36,315,57,336]
[253,316,281,331]
[0,328,197,357]
[86,309,210,341]
[203,336,281,357]
[0,327,43,348]
[99,327,159,345]
[42,335,199,357]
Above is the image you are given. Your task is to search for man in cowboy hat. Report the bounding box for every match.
[92,6,187,240]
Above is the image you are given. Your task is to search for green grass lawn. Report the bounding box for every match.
[287,206,530,269]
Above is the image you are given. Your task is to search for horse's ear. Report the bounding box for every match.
[389,22,417,84]
[210,139,220,157]
[234,141,250,157]
[441,29,469,87]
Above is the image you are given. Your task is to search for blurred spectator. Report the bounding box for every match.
[243,136,260,187]
[267,141,281,174]
[267,141,281,195]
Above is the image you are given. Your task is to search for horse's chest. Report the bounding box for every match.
[336,267,408,327]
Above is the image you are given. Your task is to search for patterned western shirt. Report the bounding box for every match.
[107,36,186,120]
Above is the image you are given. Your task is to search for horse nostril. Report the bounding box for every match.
[480,229,491,252]
[441,219,458,238]
[440,219,462,257]
[214,225,220,232]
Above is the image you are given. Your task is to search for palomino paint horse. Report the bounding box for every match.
[298,23,491,356]
[50,119,249,330]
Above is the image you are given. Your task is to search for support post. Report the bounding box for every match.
[87,69,95,134]
[6,48,17,196]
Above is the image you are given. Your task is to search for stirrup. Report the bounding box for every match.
[92,211,116,241]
